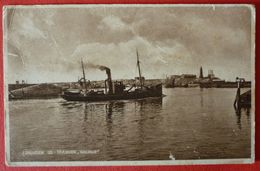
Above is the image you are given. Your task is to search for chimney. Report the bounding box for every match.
[105,68,113,94]
[99,66,113,94]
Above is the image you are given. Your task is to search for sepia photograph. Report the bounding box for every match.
[4,4,255,166]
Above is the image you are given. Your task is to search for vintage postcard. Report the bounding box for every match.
[3,4,255,166]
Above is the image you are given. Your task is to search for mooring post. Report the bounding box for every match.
[234,78,239,108]
[234,77,244,109]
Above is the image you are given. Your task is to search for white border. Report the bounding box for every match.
[250,3,256,165]
[3,4,255,166]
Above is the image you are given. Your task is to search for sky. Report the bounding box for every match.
[5,5,254,83]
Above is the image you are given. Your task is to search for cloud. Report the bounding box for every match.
[98,15,129,31]
[70,36,194,80]
[19,17,47,39]
[6,6,253,83]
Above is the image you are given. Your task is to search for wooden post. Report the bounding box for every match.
[234,77,243,109]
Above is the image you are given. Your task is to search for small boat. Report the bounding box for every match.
[61,50,163,102]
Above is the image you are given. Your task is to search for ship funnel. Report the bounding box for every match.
[99,66,113,94]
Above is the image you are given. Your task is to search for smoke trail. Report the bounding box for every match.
[98,65,109,71]
[84,62,110,71]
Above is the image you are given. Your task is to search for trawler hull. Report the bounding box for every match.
[61,84,163,102]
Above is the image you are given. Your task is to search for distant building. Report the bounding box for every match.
[169,75,181,79]
[165,74,197,87]
[208,70,215,78]
[135,76,145,82]
[212,78,225,83]
[199,66,203,78]
[181,74,196,79]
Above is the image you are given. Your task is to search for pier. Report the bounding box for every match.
[233,77,251,110]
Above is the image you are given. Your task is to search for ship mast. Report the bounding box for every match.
[81,58,87,91]
[136,49,143,89]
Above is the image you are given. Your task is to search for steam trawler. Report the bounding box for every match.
[61,50,163,102]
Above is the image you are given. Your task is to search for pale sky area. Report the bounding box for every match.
[5,5,253,84]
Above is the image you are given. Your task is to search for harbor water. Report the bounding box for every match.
[9,88,251,161]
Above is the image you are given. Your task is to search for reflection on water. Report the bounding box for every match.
[9,88,251,161]
[235,107,251,130]
[200,88,204,107]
